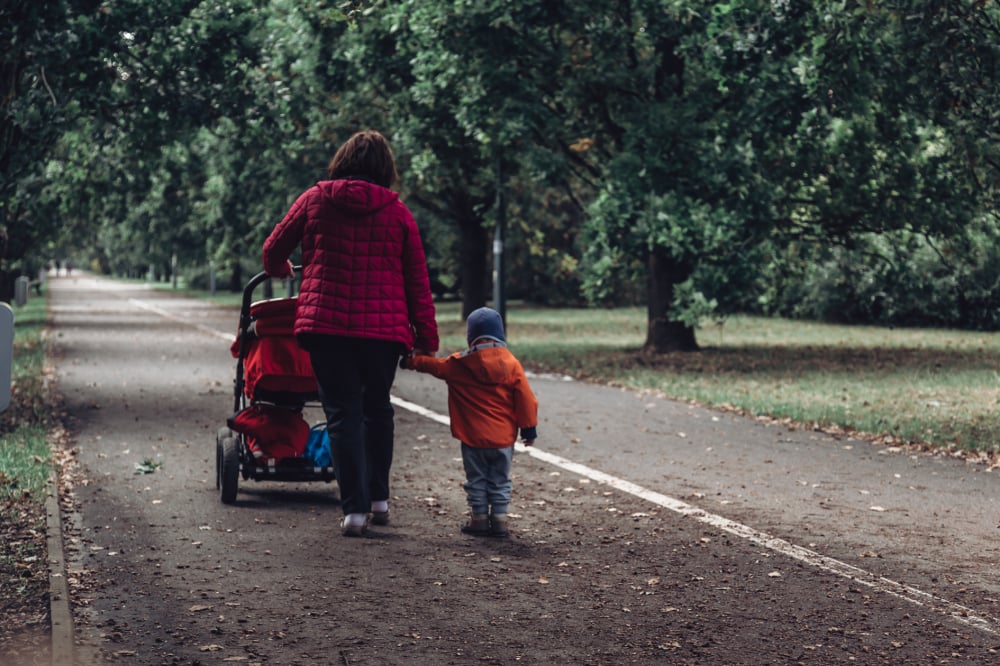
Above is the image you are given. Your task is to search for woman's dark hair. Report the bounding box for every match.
[327,130,399,188]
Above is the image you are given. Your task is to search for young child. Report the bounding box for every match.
[402,307,538,537]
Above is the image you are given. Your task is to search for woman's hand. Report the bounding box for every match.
[266,260,294,279]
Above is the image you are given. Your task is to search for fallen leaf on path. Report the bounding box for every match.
[134,459,161,474]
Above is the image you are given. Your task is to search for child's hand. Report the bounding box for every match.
[399,353,414,370]
[522,438,535,447]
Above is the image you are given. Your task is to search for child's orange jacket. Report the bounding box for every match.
[407,342,538,448]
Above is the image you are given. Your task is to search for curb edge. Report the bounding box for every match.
[46,468,74,665]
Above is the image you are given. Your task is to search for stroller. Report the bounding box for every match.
[215,267,335,504]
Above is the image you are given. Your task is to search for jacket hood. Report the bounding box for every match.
[318,179,399,215]
[460,345,517,385]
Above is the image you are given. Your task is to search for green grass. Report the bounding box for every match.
[434,304,1000,454]
[0,291,52,631]
[124,280,1000,455]
[144,276,291,308]
[0,293,53,502]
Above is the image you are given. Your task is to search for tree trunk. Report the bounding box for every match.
[457,215,489,320]
[228,256,243,293]
[644,248,698,353]
[0,269,12,304]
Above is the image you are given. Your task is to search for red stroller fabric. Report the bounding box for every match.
[229,404,309,461]
[231,298,318,400]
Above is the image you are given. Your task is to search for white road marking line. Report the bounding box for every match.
[129,299,233,342]
[390,394,1000,636]
[126,297,1000,637]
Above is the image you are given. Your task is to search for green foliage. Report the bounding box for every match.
[3,0,998,333]
[757,215,1000,330]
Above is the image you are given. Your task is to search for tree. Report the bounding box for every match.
[333,3,500,317]
[7,0,996,337]
[32,0,348,289]
[0,0,116,298]
[570,0,997,351]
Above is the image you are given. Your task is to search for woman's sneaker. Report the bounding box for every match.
[341,513,368,537]
[370,500,390,526]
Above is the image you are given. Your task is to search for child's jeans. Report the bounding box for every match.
[461,443,513,516]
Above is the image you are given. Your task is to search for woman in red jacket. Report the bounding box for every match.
[262,130,439,536]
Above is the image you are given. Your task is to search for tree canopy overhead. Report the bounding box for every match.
[3,0,998,347]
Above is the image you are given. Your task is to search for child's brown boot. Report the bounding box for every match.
[490,513,509,537]
[461,514,491,536]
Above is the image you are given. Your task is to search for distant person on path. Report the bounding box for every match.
[402,307,538,537]
[262,130,439,537]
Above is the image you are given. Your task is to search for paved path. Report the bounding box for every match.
[46,273,1000,664]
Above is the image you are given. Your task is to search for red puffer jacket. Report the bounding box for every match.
[262,179,439,353]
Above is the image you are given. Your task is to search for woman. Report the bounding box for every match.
[262,130,439,536]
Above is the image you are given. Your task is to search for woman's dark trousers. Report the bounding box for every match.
[308,336,400,516]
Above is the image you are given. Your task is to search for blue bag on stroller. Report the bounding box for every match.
[305,424,332,468]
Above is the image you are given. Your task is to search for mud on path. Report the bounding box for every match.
[42,274,1000,664]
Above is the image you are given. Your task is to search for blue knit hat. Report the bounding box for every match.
[466,307,506,344]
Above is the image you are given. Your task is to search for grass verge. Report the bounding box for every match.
[1,295,52,499]
[0,291,55,654]
[133,279,1000,456]
[433,303,1000,456]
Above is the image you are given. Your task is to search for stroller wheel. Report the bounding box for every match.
[218,435,240,504]
[215,428,233,491]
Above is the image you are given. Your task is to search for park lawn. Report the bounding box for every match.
[0,293,53,642]
[0,294,51,501]
[137,281,1000,455]
[434,303,1000,455]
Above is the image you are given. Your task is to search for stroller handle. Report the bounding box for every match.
[243,264,302,302]
[242,265,303,310]
[233,266,303,410]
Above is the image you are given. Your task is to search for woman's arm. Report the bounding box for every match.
[262,188,314,277]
